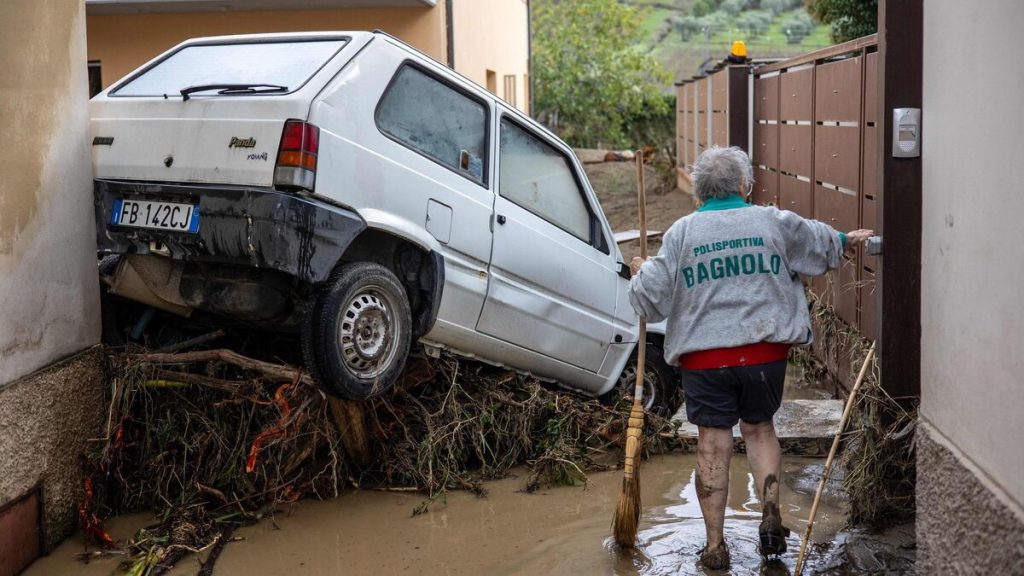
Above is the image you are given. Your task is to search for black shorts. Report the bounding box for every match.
[681,360,786,428]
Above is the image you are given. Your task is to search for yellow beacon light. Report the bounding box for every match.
[731,40,748,59]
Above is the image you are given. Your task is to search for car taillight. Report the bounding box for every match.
[274,120,319,192]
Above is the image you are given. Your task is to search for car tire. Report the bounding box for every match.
[611,341,682,418]
[303,262,412,400]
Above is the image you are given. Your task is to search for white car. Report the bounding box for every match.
[91,31,678,412]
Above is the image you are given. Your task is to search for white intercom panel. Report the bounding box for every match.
[892,108,921,158]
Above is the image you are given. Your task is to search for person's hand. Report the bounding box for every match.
[845,229,873,250]
[630,256,647,276]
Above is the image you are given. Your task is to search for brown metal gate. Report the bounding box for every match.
[676,36,882,388]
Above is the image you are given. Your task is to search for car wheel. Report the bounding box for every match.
[303,262,412,400]
[612,342,681,418]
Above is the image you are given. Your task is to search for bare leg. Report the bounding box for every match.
[740,419,782,506]
[741,419,786,555]
[696,426,734,550]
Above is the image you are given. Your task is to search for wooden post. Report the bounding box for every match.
[877,0,924,403]
[327,398,372,467]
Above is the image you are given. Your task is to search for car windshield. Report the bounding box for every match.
[111,38,348,97]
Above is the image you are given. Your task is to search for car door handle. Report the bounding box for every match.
[496,214,506,225]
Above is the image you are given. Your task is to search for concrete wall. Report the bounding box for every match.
[1,0,101,384]
[919,0,1024,570]
[0,0,105,561]
[451,0,530,113]
[87,7,446,87]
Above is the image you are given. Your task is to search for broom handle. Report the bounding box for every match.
[633,152,648,404]
[794,342,877,574]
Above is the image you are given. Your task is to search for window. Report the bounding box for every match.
[486,69,497,94]
[111,39,347,97]
[499,118,591,242]
[88,61,102,98]
[376,64,489,185]
[503,75,517,108]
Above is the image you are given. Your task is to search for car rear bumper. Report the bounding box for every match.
[95,179,366,284]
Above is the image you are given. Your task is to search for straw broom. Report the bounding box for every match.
[613,151,649,548]
[793,341,877,574]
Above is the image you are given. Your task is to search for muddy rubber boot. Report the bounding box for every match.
[758,501,790,557]
[700,541,731,570]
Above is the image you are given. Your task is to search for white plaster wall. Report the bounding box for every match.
[0,0,101,385]
[921,0,1024,508]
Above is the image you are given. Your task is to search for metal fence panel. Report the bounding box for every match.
[780,123,813,177]
[779,68,813,121]
[815,57,863,122]
[814,125,861,191]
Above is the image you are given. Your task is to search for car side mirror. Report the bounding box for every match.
[617,262,631,280]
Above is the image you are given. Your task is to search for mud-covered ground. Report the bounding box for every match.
[33,453,910,576]
[583,159,694,261]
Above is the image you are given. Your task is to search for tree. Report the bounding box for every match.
[719,0,749,16]
[805,0,877,43]
[692,0,718,18]
[674,15,704,41]
[532,0,672,148]
[781,12,814,44]
[736,10,773,39]
[762,0,803,16]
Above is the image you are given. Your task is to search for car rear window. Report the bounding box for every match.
[111,39,348,97]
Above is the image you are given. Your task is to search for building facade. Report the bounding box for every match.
[918,0,1024,571]
[0,1,104,574]
[85,0,531,113]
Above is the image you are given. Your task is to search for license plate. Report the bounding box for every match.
[111,198,199,233]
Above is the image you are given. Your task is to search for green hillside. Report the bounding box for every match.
[626,0,832,83]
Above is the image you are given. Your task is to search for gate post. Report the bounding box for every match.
[877,0,923,401]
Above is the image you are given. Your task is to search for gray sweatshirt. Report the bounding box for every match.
[629,195,846,365]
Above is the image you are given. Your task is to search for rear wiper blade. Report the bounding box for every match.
[179,83,289,101]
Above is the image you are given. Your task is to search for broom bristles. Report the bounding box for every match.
[613,472,641,547]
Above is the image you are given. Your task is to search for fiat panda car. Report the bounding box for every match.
[91,31,678,412]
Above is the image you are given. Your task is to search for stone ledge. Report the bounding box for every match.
[671,399,845,457]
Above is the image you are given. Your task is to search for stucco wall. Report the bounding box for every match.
[0,0,100,385]
[917,424,1024,572]
[0,0,105,555]
[452,0,530,112]
[0,349,105,549]
[920,0,1024,550]
[86,6,446,89]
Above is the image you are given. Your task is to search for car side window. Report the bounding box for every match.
[376,64,488,186]
[499,118,593,243]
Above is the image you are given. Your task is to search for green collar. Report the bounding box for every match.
[697,194,752,212]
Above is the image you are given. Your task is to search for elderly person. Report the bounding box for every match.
[628,146,871,569]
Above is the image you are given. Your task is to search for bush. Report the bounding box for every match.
[532,0,672,148]
[719,0,748,16]
[675,15,705,41]
[781,12,814,44]
[692,0,718,17]
[736,10,773,39]
[762,0,802,16]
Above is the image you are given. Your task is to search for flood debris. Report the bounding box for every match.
[797,293,918,530]
[78,343,677,574]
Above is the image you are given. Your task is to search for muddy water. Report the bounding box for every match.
[28,454,849,576]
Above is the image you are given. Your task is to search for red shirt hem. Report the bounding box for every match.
[679,342,791,370]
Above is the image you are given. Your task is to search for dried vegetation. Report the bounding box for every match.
[78,342,678,574]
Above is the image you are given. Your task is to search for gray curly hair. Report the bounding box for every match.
[691,146,753,202]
